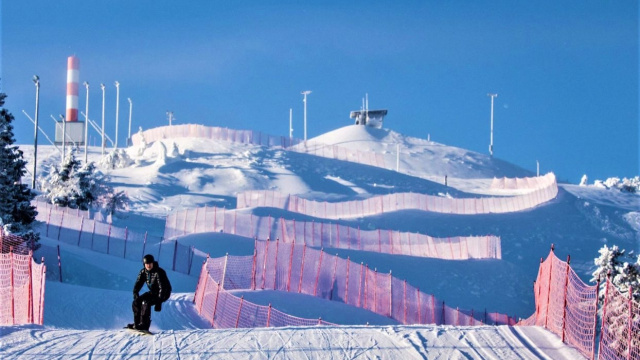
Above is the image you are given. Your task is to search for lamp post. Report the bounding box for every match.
[487,93,498,157]
[60,114,66,165]
[301,90,311,142]
[100,83,105,156]
[127,98,132,146]
[32,75,40,189]
[114,81,120,149]
[83,81,89,163]
[167,111,173,126]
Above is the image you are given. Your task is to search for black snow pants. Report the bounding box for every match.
[132,292,160,329]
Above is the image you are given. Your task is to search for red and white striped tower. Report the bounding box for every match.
[66,55,79,122]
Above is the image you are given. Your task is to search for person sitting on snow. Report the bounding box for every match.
[128,254,172,331]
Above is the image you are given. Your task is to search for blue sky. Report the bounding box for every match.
[1,1,638,183]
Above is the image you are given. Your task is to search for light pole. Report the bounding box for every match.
[289,108,293,142]
[100,83,105,156]
[32,75,40,189]
[60,114,66,165]
[83,81,89,163]
[114,81,120,149]
[301,90,311,142]
[487,93,498,157]
[127,98,132,146]
[167,111,173,126]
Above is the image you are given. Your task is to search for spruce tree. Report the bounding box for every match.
[0,92,37,235]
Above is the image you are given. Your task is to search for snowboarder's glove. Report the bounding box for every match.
[133,292,139,300]
[154,303,162,312]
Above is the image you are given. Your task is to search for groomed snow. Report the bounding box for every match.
[2,124,636,359]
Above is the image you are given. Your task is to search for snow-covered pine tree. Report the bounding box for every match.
[591,244,640,300]
[0,91,37,237]
[41,148,109,211]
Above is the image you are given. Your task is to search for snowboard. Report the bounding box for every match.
[124,326,154,336]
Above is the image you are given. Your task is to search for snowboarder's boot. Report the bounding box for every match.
[135,320,151,331]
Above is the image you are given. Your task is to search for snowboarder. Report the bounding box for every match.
[128,254,172,331]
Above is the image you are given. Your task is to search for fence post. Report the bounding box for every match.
[10,248,15,325]
[221,253,228,289]
[236,296,244,328]
[211,282,221,328]
[389,270,392,318]
[28,251,34,323]
[544,245,555,329]
[442,301,446,325]
[251,239,257,290]
[272,240,280,289]
[314,249,324,297]
[172,241,178,271]
[561,255,571,342]
[266,303,272,327]
[627,286,633,360]
[57,245,62,282]
[358,262,364,308]
[40,257,46,325]
[123,227,128,259]
[287,237,295,292]
[91,220,96,250]
[590,277,600,360]
[345,257,350,305]
[77,216,84,246]
[403,280,407,324]
[298,244,306,293]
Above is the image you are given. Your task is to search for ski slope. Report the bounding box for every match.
[2,125,637,359]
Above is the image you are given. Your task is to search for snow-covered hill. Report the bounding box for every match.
[3,124,637,359]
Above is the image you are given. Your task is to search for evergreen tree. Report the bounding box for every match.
[592,244,640,300]
[0,92,37,235]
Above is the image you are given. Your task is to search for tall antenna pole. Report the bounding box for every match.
[32,75,40,189]
[114,81,120,149]
[60,114,66,165]
[127,98,132,146]
[289,108,293,140]
[301,91,311,142]
[83,81,89,163]
[100,83,105,157]
[487,93,498,157]
[167,111,173,126]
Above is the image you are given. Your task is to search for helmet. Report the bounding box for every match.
[143,254,155,264]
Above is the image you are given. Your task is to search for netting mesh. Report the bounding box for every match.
[203,241,514,328]
[236,173,557,219]
[164,206,502,260]
[0,251,46,325]
[598,280,640,360]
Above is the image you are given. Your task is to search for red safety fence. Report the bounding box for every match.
[236,173,557,218]
[491,175,552,190]
[164,207,501,260]
[196,240,515,328]
[0,248,46,326]
[288,141,387,168]
[131,124,388,170]
[193,261,336,329]
[33,201,200,276]
[517,247,640,360]
[131,124,302,149]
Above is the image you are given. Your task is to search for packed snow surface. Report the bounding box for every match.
[3,125,637,359]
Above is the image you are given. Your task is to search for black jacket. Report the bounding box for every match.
[133,261,172,302]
